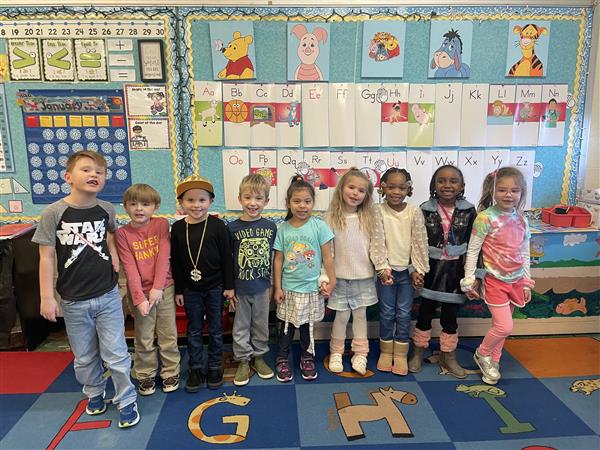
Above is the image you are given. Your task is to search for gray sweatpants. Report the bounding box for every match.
[232,288,270,361]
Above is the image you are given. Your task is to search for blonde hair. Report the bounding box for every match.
[478,166,527,212]
[326,168,375,235]
[123,183,161,206]
[239,173,270,199]
[66,150,107,173]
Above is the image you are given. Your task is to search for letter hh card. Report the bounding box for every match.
[434,83,462,147]
[381,83,409,147]
[406,150,433,206]
[512,84,542,147]
[460,84,489,147]
[458,150,485,204]
[250,84,276,148]
[538,84,567,147]
[355,84,382,147]
[222,149,249,210]
[194,81,223,147]
[486,84,516,147]
[301,83,329,147]
[223,83,251,147]
[275,84,301,148]
[329,83,355,147]
[303,150,332,211]
[277,149,304,210]
[407,84,435,147]
[250,149,277,206]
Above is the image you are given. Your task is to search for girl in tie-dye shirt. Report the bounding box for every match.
[461,167,534,385]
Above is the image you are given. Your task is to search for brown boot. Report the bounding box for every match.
[392,341,409,375]
[377,339,393,372]
[408,345,426,373]
[439,350,467,379]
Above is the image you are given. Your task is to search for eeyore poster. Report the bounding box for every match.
[361,21,406,78]
[428,21,473,78]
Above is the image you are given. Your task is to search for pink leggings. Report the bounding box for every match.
[478,304,514,363]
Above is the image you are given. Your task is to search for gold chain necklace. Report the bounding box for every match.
[186,218,208,282]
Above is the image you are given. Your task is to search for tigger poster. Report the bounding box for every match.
[506,21,551,77]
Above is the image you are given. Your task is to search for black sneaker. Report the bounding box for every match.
[185,369,204,393]
[207,368,223,389]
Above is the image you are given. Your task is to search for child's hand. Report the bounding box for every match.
[274,288,285,304]
[379,269,393,286]
[523,287,531,303]
[229,295,238,311]
[411,272,424,290]
[40,297,59,322]
[320,281,334,299]
[148,288,163,306]
[112,257,120,273]
[137,300,151,316]
[175,294,184,306]
[465,279,481,300]
[223,289,235,302]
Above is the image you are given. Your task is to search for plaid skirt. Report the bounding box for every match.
[276,290,324,355]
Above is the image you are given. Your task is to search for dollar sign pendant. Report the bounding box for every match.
[190,269,202,282]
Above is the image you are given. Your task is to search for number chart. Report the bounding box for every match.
[18,89,132,204]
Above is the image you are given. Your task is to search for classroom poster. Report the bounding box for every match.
[512,84,542,147]
[249,83,276,148]
[8,39,41,80]
[303,150,331,211]
[434,83,462,147]
[361,21,406,78]
[301,83,328,147]
[506,21,550,77]
[41,39,75,81]
[458,150,485,204]
[277,149,303,210]
[287,23,330,81]
[538,84,568,146]
[406,149,433,205]
[194,81,223,147]
[125,84,168,117]
[275,83,301,148]
[250,149,277,205]
[222,149,249,210]
[223,83,251,147]
[125,84,170,150]
[381,83,409,147]
[486,84,516,147]
[329,83,355,147]
[74,39,107,81]
[209,21,256,80]
[428,21,473,79]
[128,119,170,150]
[355,84,382,147]
[510,150,535,209]
[407,84,435,147]
[460,84,488,147]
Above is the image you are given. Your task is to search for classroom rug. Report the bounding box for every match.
[0,337,598,450]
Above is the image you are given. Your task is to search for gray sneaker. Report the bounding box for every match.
[234,361,251,386]
[251,355,274,379]
[474,348,501,384]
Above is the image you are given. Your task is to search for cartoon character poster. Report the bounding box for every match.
[428,21,473,78]
[287,23,330,81]
[361,21,406,78]
[506,21,550,77]
[209,21,256,80]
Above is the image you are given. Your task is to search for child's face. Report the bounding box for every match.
[65,156,106,194]
[287,188,314,222]
[124,200,158,228]
[382,172,409,209]
[434,167,464,204]
[342,175,368,212]
[239,189,269,220]
[494,175,522,212]
[179,188,213,223]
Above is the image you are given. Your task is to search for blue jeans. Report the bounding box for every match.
[377,269,414,342]
[61,285,136,409]
[183,287,223,372]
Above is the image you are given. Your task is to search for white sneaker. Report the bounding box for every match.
[351,355,367,376]
[329,353,343,373]
[474,348,501,384]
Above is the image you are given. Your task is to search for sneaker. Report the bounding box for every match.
[86,392,107,416]
[300,356,318,380]
[185,368,204,393]
[162,375,180,393]
[207,368,224,389]
[234,361,251,386]
[351,354,368,376]
[275,357,293,383]
[474,348,501,385]
[251,355,274,379]
[328,353,343,373]
[138,378,156,396]
[118,402,140,429]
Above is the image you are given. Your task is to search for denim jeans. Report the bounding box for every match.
[61,285,136,409]
[377,269,414,342]
[183,287,223,372]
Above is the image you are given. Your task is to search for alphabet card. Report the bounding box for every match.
[355,151,388,203]
[458,150,485,203]
[194,81,223,147]
[287,23,330,82]
[330,151,356,188]
[249,84,276,148]
[277,149,303,210]
[406,150,433,205]
[486,84,516,147]
[434,83,462,147]
[303,150,331,211]
[302,83,329,147]
[329,83,355,147]
[250,149,277,205]
[355,84,382,147]
[275,84,301,148]
[210,21,256,80]
[381,83,409,147]
[484,148,510,175]
[8,39,41,80]
[506,21,550,77]
[460,84,488,147]
[428,21,473,79]
[222,148,249,210]
[361,21,406,78]
[510,150,535,208]
[223,83,251,147]
[432,150,458,172]
[407,84,435,147]
[538,84,567,146]
[512,84,542,147]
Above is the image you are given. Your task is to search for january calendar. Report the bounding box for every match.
[17,89,132,204]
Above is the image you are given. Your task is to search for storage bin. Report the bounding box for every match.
[541,205,592,228]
